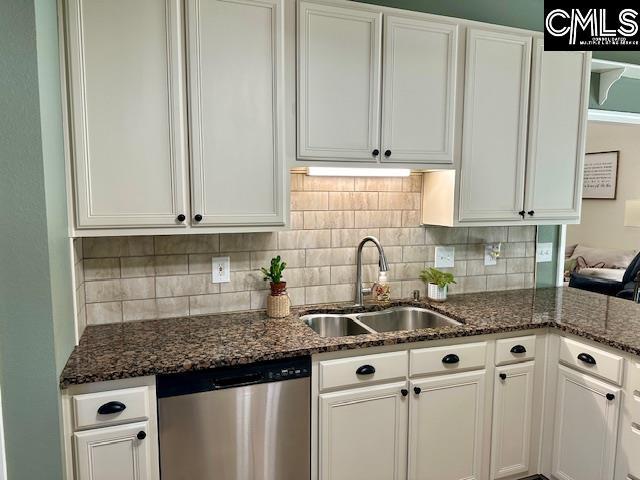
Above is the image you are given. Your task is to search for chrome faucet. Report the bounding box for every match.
[354,236,389,306]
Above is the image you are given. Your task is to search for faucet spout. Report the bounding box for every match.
[355,236,389,306]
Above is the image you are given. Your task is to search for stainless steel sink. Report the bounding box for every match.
[301,306,461,337]
[302,314,373,337]
[356,307,460,333]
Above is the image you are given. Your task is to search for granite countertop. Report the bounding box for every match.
[60,287,640,387]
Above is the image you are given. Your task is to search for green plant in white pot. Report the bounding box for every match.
[420,267,456,302]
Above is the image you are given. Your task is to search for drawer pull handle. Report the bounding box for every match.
[499,373,507,380]
[578,353,597,365]
[606,393,615,401]
[137,431,146,440]
[401,389,409,397]
[356,364,375,375]
[442,354,460,364]
[510,345,527,354]
[414,386,421,395]
[97,401,126,415]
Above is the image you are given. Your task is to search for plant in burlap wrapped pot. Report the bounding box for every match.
[419,267,456,302]
[261,255,290,318]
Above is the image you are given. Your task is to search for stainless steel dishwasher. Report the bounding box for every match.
[157,357,310,480]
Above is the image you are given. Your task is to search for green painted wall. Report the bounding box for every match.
[536,226,561,288]
[0,0,74,478]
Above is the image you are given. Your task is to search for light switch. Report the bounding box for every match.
[434,246,455,268]
[536,243,554,263]
[212,256,231,283]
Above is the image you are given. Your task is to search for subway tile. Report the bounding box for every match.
[378,192,421,210]
[85,277,155,303]
[402,175,423,192]
[190,252,252,274]
[508,226,536,242]
[250,287,305,310]
[189,292,251,315]
[466,259,506,276]
[75,283,86,314]
[425,226,469,245]
[220,271,263,293]
[220,232,277,252]
[468,227,508,244]
[77,307,87,337]
[401,280,425,299]
[122,297,189,322]
[156,274,220,298]
[487,275,508,291]
[303,176,354,191]
[290,211,304,229]
[73,238,83,262]
[305,284,355,304]
[328,192,378,210]
[506,273,526,290]
[154,234,219,255]
[502,242,527,259]
[303,211,354,229]
[331,228,380,248]
[379,227,425,246]
[279,230,331,249]
[526,242,536,257]
[402,245,434,263]
[438,260,467,277]
[363,245,402,264]
[402,210,421,227]
[354,177,403,192]
[83,236,154,258]
[462,275,487,293]
[86,302,123,325]
[290,173,304,191]
[305,249,332,267]
[389,262,425,282]
[525,273,535,288]
[506,257,535,274]
[330,264,378,285]
[458,244,485,260]
[74,258,85,285]
[120,256,155,278]
[291,191,328,211]
[251,250,305,270]
[354,210,402,228]
[283,267,331,288]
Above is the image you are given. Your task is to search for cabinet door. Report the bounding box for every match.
[458,28,532,222]
[319,382,408,480]
[187,0,286,226]
[66,0,188,228]
[74,421,153,480]
[381,16,459,164]
[491,362,535,479]
[298,1,382,161]
[409,370,487,480]
[553,365,620,480]
[524,40,590,222]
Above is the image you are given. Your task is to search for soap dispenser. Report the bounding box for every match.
[372,270,391,303]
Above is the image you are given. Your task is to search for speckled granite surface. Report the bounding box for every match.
[60,287,640,387]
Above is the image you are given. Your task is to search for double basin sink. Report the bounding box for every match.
[301,306,461,338]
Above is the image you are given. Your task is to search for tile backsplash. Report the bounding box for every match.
[73,173,536,330]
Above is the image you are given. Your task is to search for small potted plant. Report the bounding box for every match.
[420,267,456,302]
[261,256,289,317]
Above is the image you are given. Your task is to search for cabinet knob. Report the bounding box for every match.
[356,364,375,376]
[401,388,409,397]
[194,214,203,222]
[384,149,392,157]
[499,373,507,380]
[137,431,146,440]
[97,401,126,415]
[372,149,380,157]
[527,210,535,216]
[606,393,615,401]
[176,214,186,222]
[510,344,527,354]
[577,352,596,365]
[442,353,460,364]
[414,386,421,395]
[519,210,526,218]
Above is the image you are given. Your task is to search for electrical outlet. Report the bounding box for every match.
[212,256,231,283]
[434,246,455,268]
[536,243,554,263]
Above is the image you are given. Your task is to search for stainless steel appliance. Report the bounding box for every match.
[157,357,310,480]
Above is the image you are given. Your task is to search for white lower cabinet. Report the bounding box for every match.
[319,381,408,480]
[552,365,620,480]
[74,421,152,480]
[491,362,535,479]
[408,370,487,480]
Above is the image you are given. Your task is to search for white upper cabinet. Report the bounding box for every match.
[458,28,532,222]
[187,0,287,226]
[381,16,459,164]
[297,1,382,162]
[66,0,188,229]
[524,40,591,222]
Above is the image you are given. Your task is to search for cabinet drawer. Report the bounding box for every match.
[495,335,536,365]
[73,386,150,430]
[318,351,408,392]
[410,342,487,377]
[559,337,623,386]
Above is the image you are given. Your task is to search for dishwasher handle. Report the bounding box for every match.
[211,372,264,389]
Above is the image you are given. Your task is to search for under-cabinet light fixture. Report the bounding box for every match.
[306,167,411,177]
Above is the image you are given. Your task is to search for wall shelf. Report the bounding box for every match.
[591,59,640,105]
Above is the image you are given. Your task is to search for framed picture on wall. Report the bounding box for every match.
[582,151,619,200]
